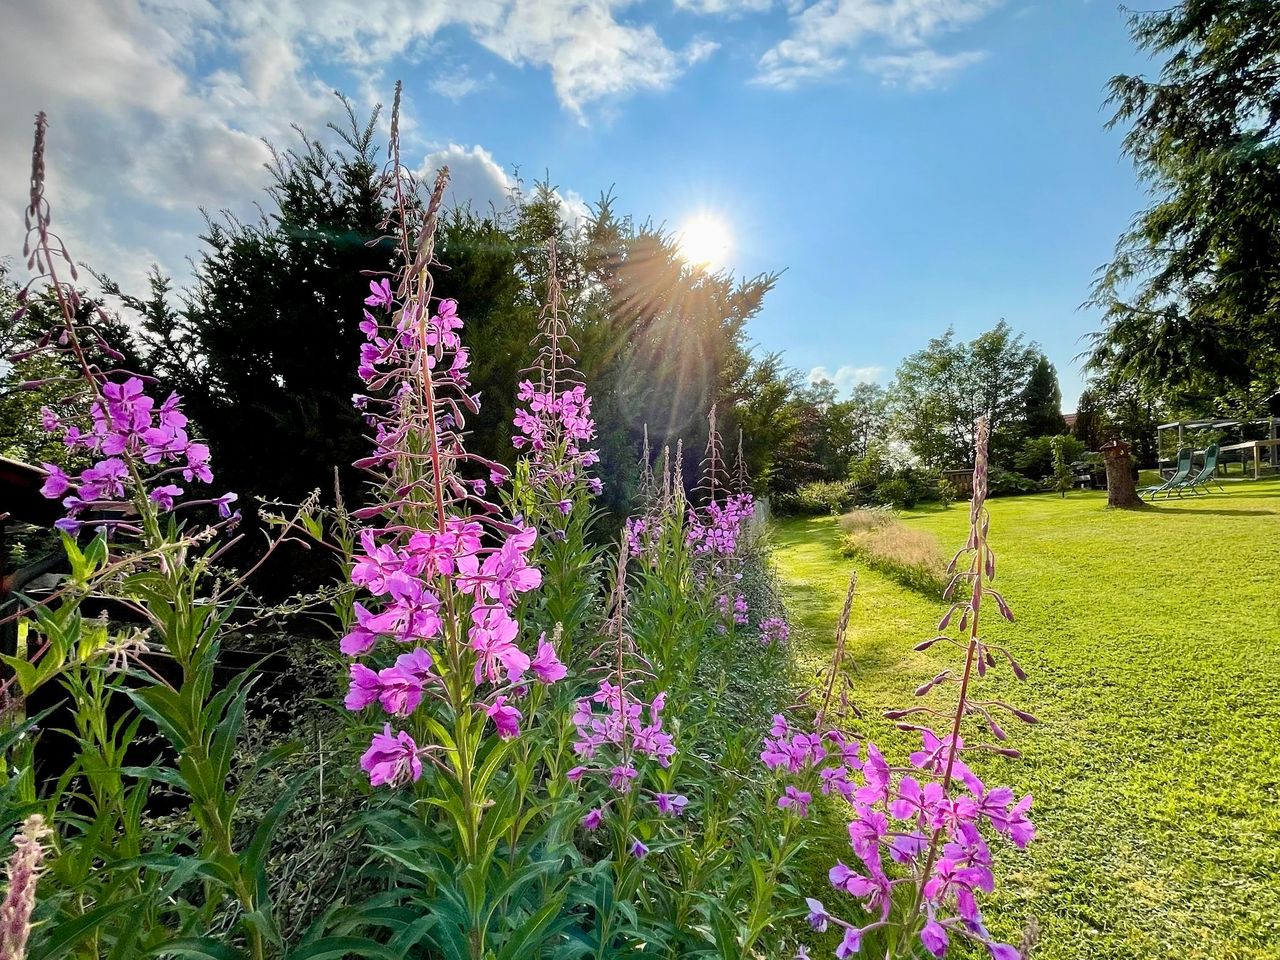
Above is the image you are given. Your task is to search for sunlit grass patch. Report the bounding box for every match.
[772,480,1280,959]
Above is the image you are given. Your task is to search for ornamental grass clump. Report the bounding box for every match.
[793,419,1036,960]
[840,511,948,597]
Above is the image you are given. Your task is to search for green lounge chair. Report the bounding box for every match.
[1142,446,1191,500]
[1186,442,1225,495]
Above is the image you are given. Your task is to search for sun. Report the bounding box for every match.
[675,213,733,269]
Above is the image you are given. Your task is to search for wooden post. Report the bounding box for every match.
[1101,439,1144,509]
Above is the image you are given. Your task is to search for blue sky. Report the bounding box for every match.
[1,1,1149,410]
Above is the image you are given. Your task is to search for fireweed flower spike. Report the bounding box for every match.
[0,815,52,960]
[786,419,1034,960]
[17,115,233,542]
[342,93,555,786]
[511,238,600,506]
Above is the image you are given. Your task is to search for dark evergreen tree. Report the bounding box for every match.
[1072,387,1104,450]
[1022,354,1067,437]
[1088,0,1280,413]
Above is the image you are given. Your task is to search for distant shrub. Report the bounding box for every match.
[988,465,1039,496]
[840,509,948,595]
[875,477,916,509]
[936,476,957,508]
[1016,434,1086,479]
[774,479,860,515]
[847,451,890,488]
[872,466,947,509]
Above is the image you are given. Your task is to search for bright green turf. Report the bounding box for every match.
[770,479,1280,960]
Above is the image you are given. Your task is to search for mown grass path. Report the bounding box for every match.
[771,481,1280,960]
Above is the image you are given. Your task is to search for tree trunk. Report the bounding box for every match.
[1103,450,1144,509]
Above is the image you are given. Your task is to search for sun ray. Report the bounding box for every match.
[675,213,732,270]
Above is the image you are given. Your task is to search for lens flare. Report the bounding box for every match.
[675,214,732,269]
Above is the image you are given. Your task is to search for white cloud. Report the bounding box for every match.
[3,0,685,296]
[684,38,723,65]
[674,0,774,15]
[419,143,592,228]
[429,66,489,101]
[421,143,516,216]
[809,364,884,392]
[755,0,1000,89]
[475,1,694,119]
[862,48,986,89]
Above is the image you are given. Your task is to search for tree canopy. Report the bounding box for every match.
[1088,0,1280,415]
[888,321,1040,469]
[96,100,778,523]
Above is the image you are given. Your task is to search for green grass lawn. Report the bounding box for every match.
[770,479,1280,960]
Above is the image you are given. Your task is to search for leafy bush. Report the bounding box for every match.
[871,466,949,509]
[839,509,948,595]
[1016,434,1086,479]
[774,479,860,515]
[988,465,1040,496]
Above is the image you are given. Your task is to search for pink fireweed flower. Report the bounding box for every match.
[609,764,639,792]
[345,663,383,711]
[759,616,790,645]
[805,899,829,933]
[487,696,522,739]
[654,793,688,816]
[582,808,604,831]
[148,484,184,512]
[629,839,649,859]
[34,365,230,529]
[509,255,602,512]
[777,785,812,817]
[365,277,393,309]
[39,463,70,499]
[530,634,567,683]
[836,927,864,959]
[361,724,423,787]
[469,608,531,685]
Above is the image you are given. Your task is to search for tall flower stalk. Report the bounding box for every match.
[339,85,566,959]
[0,815,51,960]
[789,418,1035,960]
[9,112,305,960]
[507,237,603,655]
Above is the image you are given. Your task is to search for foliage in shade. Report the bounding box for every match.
[1087,0,1280,414]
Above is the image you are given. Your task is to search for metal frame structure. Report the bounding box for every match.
[1156,417,1280,478]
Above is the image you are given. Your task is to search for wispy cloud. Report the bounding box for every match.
[809,364,884,392]
[862,48,987,89]
[755,0,1000,90]
[429,66,490,102]
[674,0,775,15]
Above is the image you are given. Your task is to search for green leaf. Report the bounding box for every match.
[143,937,247,960]
[36,897,146,959]
[285,938,401,960]
[244,767,311,878]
